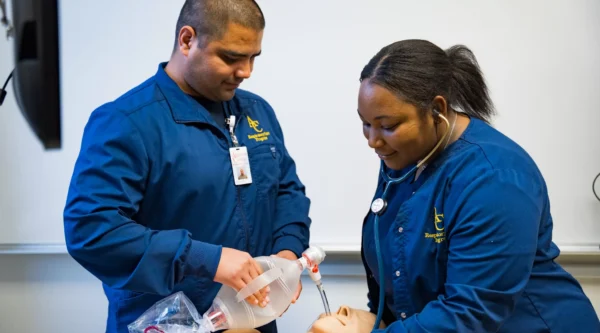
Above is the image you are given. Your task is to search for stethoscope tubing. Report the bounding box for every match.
[371,112,451,330]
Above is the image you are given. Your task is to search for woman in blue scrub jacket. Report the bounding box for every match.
[358,39,600,332]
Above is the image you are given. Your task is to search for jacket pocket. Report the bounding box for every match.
[249,143,281,200]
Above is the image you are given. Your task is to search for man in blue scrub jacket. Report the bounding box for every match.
[357,39,600,332]
[63,1,311,332]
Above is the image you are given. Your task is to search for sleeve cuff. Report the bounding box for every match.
[183,240,222,280]
[272,235,306,258]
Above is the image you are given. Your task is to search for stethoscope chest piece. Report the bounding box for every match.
[371,198,387,215]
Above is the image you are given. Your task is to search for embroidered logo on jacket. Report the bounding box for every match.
[247,115,270,142]
[424,207,446,243]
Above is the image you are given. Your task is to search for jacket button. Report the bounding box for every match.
[401,312,407,319]
[398,227,404,233]
[395,270,400,277]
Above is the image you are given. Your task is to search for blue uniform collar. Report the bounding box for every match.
[154,62,240,124]
[426,116,479,170]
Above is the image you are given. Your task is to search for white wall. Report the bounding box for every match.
[0,254,598,333]
[1,0,600,250]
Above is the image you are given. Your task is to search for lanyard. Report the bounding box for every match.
[226,115,240,147]
[223,102,240,147]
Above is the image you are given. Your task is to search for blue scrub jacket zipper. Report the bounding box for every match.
[224,101,251,253]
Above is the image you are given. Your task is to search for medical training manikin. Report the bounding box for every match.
[224,305,385,333]
[307,305,385,333]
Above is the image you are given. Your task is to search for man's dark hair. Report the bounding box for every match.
[173,0,265,49]
[360,39,495,123]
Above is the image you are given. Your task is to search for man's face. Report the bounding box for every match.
[182,22,263,101]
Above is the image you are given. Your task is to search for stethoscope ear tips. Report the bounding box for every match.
[371,198,387,215]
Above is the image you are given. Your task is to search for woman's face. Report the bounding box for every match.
[358,80,439,171]
[307,305,383,333]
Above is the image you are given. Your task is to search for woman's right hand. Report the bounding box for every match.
[214,247,270,307]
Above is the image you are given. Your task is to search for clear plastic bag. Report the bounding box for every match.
[128,291,202,333]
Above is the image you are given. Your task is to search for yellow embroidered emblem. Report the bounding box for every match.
[246,115,270,142]
[247,115,263,133]
[434,207,445,231]
[424,207,446,243]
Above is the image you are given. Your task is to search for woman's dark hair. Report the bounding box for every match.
[360,39,495,123]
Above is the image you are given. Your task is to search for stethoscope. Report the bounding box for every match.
[370,110,455,330]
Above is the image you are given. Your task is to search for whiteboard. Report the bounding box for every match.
[0,0,599,253]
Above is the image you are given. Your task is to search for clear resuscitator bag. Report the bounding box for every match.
[128,246,327,333]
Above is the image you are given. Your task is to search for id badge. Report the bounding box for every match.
[229,146,253,185]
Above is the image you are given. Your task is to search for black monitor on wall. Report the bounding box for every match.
[0,0,61,149]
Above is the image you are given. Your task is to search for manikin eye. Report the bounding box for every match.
[337,316,349,326]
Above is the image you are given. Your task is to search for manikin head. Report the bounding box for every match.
[168,0,265,101]
[222,306,381,333]
[307,305,385,333]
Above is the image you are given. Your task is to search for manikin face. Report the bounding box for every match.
[307,305,385,333]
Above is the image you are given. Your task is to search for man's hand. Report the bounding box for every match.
[275,250,303,303]
[214,247,269,307]
[275,250,302,318]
